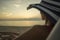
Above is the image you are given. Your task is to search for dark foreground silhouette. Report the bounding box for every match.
[15,25,54,40]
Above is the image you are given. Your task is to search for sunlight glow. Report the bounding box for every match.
[23,8,41,18]
[0,8,41,19]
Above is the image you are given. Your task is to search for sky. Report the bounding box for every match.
[0,0,42,19]
[0,0,46,26]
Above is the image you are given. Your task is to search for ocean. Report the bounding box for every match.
[0,20,45,27]
[0,20,45,36]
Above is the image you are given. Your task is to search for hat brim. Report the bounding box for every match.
[27,4,59,24]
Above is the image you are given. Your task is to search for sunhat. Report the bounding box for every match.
[27,0,60,24]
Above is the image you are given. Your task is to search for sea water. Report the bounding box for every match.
[0,20,45,27]
[0,20,45,36]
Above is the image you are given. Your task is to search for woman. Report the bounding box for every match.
[15,0,60,40]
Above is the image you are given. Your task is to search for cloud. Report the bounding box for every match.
[14,4,21,8]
